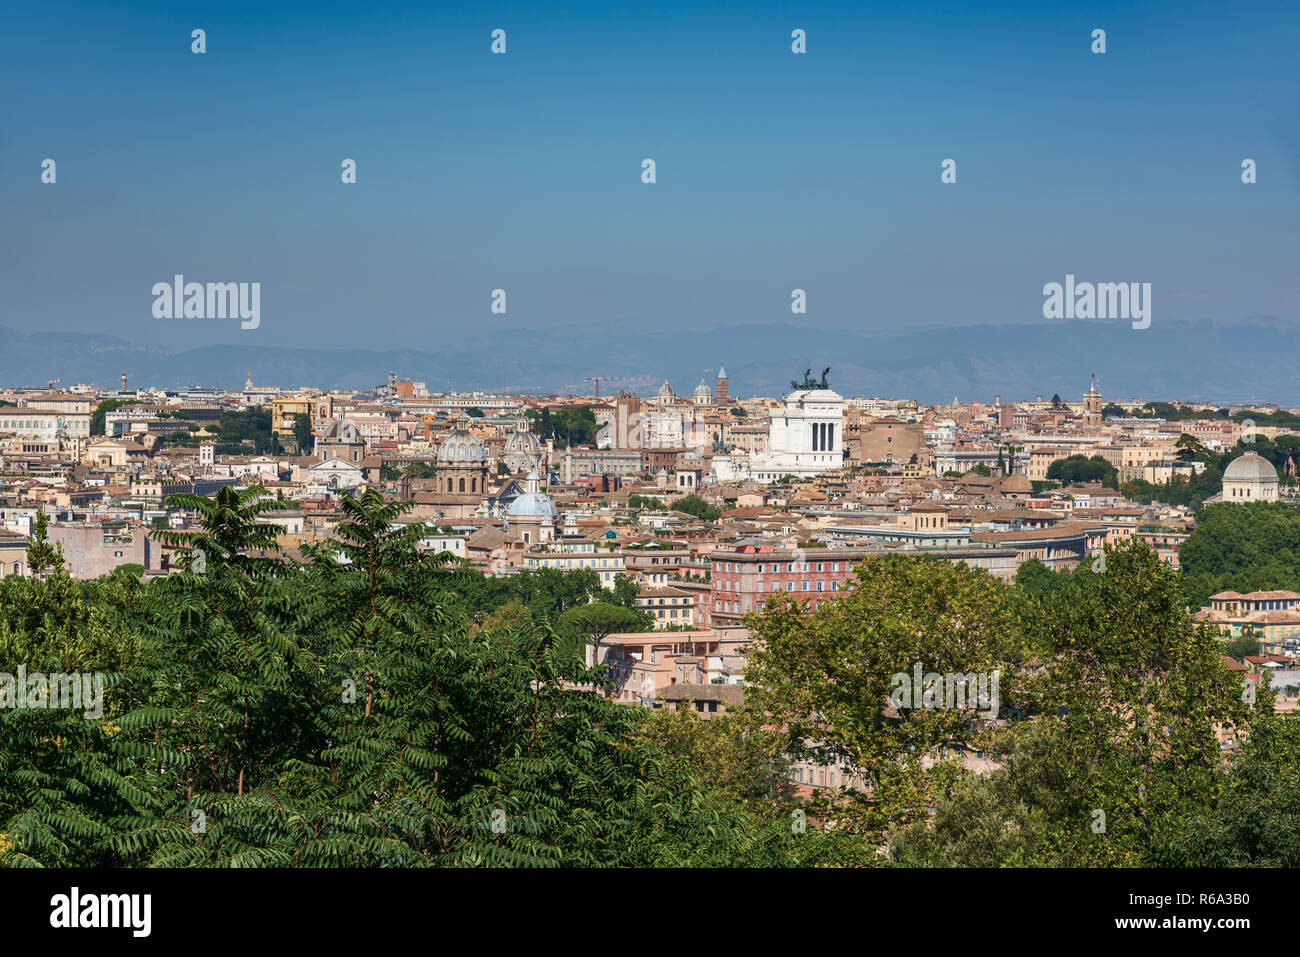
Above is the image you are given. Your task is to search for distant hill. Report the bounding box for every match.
[1,317,1296,406]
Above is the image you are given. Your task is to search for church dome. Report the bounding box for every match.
[507,470,557,519]
[504,423,541,458]
[1224,452,1277,483]
[438,427,487,465]
[693,379,712,401]
[508,491,558,518]
[657,379,675,399]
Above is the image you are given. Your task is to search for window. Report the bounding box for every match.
[801,581,810,591]
[817,581,824,592]
[786,582,794,592]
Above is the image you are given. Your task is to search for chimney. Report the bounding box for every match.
[120,373,128,392]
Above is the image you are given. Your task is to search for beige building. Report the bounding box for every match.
[636,584,696,627]
[21,392,93,415]
[849,414,923,466]
[524,537,626,587]
[84,437,149,468]
[47,524,155,578]
[1196,590,1300,648]
[271,394,334,445]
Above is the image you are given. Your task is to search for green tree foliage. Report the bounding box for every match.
[1231,409,1300,429]
[891,541,1256,867]
[525,407,598,448]
[292,412,312,452]
[626,494,666,510]
[0,487,838,867]
[1009,540,1248,865]
[1,514,1290,869]
[610,573,641,609]
[1046,454,1117,487]
[1126,402,1229,421]
[1014,557,1077,604]
[90,399,138,437]
[670,494,722,522]
[887,720,1057,867]
[632,707,875,866]
[743,555,1026,840]
[162,408,280,455]
[381,461,437,481]
[558,601,653,666]
[1150,706,1300,866]
[25,510,65,579]
[1179,502,1300,608]
[1223,631,1260,661]
[1121,466,1223,510]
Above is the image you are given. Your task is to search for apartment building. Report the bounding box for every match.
[1196,591,1300,649]
[635,584,696,627]
[524,538,627,587]
[709,540,1020,625]
[47,524,155,578]
[970,521,1103,571]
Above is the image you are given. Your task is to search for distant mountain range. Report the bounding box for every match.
[1,317,1296,406]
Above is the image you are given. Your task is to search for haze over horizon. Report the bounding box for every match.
[3,315,1298,408]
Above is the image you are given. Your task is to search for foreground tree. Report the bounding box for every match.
[1008,540,1249,865]
[25,509,65,579]
[744,555,1027,839]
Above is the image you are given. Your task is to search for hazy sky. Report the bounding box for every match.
[4,0,1298,353]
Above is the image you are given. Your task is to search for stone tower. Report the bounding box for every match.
[1082,375,1103,430]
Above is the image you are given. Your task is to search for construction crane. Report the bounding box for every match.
[587,375,645,398]
[46,378,61,390]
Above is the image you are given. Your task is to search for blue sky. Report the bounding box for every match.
[3,0,1297,353]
